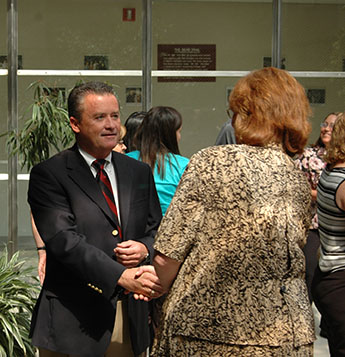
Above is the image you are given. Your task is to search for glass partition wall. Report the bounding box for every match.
[1,0,345,256]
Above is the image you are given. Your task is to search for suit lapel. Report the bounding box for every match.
[112,152,131,237]
[66,146,119,227]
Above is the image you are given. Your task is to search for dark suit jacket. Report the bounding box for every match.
[28,145,162,356]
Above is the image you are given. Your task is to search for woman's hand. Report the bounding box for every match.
[132,265,164,301]
[311,188,317,201]
[119,265,164,301]
[37,249,46,285]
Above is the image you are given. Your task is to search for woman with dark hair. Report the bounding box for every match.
[295,112,342,304]
[123,111,147,153]
[312,112,345,356]
[148,68,315,356]
[127,106,189,215]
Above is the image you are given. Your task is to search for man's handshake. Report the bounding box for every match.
[117,265,165,301]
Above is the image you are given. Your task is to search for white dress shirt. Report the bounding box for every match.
[78,147,121,225]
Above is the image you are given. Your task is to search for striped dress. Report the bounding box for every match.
[317,166,345,273]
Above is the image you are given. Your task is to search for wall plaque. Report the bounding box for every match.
[158,44,216,82]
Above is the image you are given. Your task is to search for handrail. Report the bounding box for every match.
[1,69,345,78]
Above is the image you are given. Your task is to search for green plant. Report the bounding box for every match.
[0,247,40,357]
[3,80,74,171]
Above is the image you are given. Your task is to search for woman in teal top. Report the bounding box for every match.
[127,106,189,215]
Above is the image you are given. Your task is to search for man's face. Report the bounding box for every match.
[70,93,121,159]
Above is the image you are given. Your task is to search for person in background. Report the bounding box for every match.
[312,112,345,356]
[31,213,46,285]
[123,111,146,153]
[113,124,127,154]
[148,67,315,356]
[295,112,342,304]
[215,115,236,145]
[127,106,189,216]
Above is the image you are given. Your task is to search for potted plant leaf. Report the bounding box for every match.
[0,247,40,357]
[4,80,74,171]
[0,80,75,356]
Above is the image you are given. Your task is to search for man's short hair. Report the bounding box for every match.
[68,81,116,120]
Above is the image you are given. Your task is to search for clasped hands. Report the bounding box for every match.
[115,240,164,301]
[117,265,164,301]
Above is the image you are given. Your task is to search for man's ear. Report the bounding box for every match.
[70,116,80,134]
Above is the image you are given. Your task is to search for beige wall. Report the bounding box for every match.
[0,0,344,237]
[1,1,344,156]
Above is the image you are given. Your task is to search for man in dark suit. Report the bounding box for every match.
[28,81,162,356]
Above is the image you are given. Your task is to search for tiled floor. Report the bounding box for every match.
[313,304,330,356]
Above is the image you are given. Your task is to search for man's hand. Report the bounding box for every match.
[132,265,166,301]
[114,240,148,267]
[117,265,163,301]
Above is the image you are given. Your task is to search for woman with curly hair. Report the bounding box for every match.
[313,112,345,356]
[295,112,342,303]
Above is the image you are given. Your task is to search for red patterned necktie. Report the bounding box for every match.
[92,159,122,239]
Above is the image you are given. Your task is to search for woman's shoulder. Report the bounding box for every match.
[196,144,281,159]
[126,150,140,159]
[300,145,325,158]
[324,165,345,177]
[166,153,189,175]
[170,153,189,165]
[186,145,259,173]
[193,144,247,157]
[297,146,326,171]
